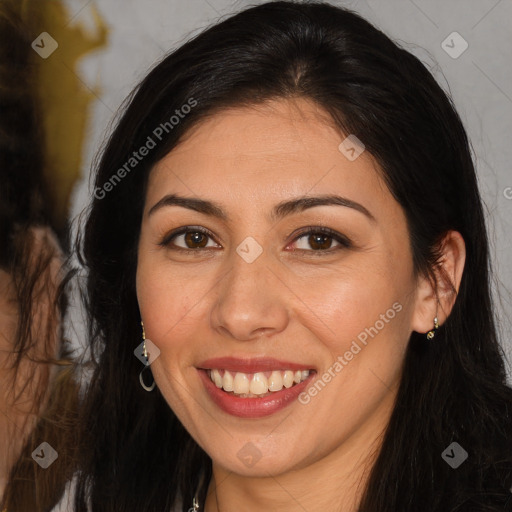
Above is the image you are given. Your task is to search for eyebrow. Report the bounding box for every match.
[148,193,376,223]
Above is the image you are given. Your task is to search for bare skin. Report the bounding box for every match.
[136,97,465,512]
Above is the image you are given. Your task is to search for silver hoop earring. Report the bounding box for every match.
[139,366,156,392]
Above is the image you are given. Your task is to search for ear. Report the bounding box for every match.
[410,230,466,335]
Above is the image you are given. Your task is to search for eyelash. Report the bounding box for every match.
[159,225,352,255]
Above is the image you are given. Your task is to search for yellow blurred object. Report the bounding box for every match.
[26,0,108,228]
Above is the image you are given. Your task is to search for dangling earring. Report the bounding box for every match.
[426,316,440,340]
[139,321,156,392]
[142,321,148,358]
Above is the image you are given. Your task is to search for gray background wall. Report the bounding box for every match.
[62,0,512,381]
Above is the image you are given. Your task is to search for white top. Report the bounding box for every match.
[51,478,77,512]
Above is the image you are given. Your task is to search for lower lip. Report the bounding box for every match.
[198,369,315,418]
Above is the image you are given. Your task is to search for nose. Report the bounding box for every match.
[209,246,289,342]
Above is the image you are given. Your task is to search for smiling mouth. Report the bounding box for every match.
[206,368,315,398]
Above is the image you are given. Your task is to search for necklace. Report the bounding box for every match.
[191,468,223,512]
[192,476,220,512]
[192,468,205,511]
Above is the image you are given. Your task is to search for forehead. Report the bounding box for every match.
[146,98,390,218]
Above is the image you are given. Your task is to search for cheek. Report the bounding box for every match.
[291,265,411,409]
[136,257,209,358]
[293,263,400,347]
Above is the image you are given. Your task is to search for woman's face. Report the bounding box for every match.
[136,97,426,477]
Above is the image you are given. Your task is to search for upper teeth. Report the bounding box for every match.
[208,369,310,396]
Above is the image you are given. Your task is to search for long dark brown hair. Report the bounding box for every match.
[76,1,512,510]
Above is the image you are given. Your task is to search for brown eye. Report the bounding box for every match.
[184,231,208,248]
[292,227,351,252]
[161,227,220,250]
[307,233,334,250]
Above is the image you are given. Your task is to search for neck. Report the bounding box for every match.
[202,385,397,512]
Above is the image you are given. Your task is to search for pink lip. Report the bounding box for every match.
[197,367,316,419]
[197,356,315,374]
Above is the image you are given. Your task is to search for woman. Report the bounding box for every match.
[75,1,512,511]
